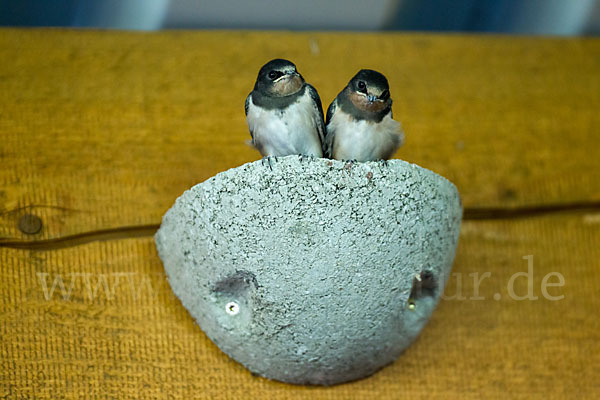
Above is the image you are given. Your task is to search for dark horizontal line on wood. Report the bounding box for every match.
[0,225,160,251]
[462,201,600,220]
[0,201,599,251]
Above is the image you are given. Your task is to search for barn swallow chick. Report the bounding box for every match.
[245,59,325,159]
[324,69,404,161]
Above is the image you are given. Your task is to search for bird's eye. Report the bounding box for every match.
[380,89,390,100]
[268,71,279,80]
[357,81,366,90]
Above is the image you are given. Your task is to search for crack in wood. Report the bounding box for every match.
[463,201,600,220]
[0,225,160,251]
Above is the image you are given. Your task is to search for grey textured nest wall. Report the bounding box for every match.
[155,156,462,385]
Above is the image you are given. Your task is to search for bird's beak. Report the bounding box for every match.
[284,71,300,78]
[275,71,299,83]
[367,95,378,103]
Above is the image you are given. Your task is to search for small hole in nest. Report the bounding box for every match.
[226,301,240,315]
[409,270,437,300]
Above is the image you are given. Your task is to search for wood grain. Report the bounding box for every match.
[1,30,599,242]
[1,214,598,399]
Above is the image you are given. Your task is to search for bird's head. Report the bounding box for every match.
[254,59,305,97]
[346,69,391,113]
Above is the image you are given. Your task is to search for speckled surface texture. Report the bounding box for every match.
[155,156,462,385]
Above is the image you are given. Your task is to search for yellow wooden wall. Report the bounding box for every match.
[1,29,599,399]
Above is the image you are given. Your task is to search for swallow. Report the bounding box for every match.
[245,59,325,159]
[324,69,404,161]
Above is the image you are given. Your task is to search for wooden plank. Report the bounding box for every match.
[1,213,598,398]
[1,29,599,242]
